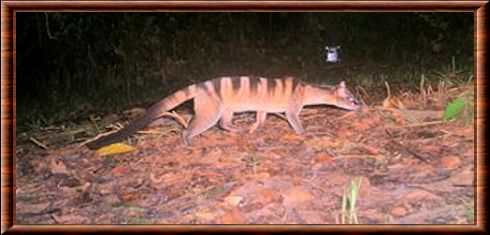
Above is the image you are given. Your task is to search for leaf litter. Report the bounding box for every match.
[16,86,475,224]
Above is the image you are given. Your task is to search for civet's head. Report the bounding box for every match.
[330,81,361,111]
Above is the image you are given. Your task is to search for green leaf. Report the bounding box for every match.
[443,97,466,121]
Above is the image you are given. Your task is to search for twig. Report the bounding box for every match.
[420,74,427,106]
[332,112,356,122]
[355,85,369,107]
[302,113,326,121]
[333,154,386,161]
[452,184,474,187]
[136,127,181,136]
[29,137,48,150]
[162,111,189,128]
[384,129,431,164]
[135,130,163,134]
[385,81,391,98]
[44,13,57,40]
[404,120,445,128]
[272,113,287,120]
[79,128,120,147]
[149,172,166,184]
[50,213,61,224]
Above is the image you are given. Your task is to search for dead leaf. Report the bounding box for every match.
[50,158,69,175]
[95,143,137,157]
[307,136,344,150]
[313,153,333,165]
[251,172,270,180]
[111,166,131,177]
[195,207,218,221]
[417,145,443,154]
[150,171,189,186]
[282,187,315,205]
[282,133,304,142]
[383,97,405,109]
[401,189,444,203]
[358,144,381,155]
[301,210,327,224]
[257,188,280,205]
[448,167,473,185]
[224,195,243,207]
[391,206,409,218]
[351,120,371,130]
[439,156,461,169]
[16,202,51,215]
[220,209,246,224]
[335,128,354,138]
[121,191,145,202]
[358,176,372,198]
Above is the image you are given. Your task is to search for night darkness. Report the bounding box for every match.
[16,12,473,130]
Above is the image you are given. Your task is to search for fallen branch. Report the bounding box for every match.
[29,137,48,150]
[272,113,287,120]
[136,127,182,136]
[149,172,166,184]
[404,120,445,128]
[332,112,356,122]
[161,111,189,128]
[79,125,122,147]
[384,129,431,164]
[333,154,386,162]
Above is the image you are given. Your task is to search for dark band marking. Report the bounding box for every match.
[281,78,288,94]
[291,78,300,92]
[182,86,192,97]
[267,78,276,95]
[211,78,222,99]
[231,76,241,92]
[197,82,213,97]
[249,76,261,94]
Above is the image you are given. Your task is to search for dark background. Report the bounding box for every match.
[16,12,473,132]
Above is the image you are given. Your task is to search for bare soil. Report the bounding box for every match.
[16,92,475,224]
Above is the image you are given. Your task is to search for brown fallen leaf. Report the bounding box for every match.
[350,120,371,131]
[439,156,461,169]
[358,176,372,198]
[282,187,315,205]
[220,208,246,224]
[282,133,304,142]
[250,172,270,180]
[448,167,473,185]
[257,188,280,205]
[313,153,333,165]
[50,158,69,175]
[16,202,51,215]
[224,195,243,207]
[195,207,218,221]
[111,166,131,177]
[358,144,382,155]
[391,206,409,218]
[307,136,345,150]
[401,189,444,203]
[121,191,146,202]
[417,145,443,154]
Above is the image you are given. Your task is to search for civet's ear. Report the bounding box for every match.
[325,46,329,50]
[335,81,347,96]
[336,46,341,49]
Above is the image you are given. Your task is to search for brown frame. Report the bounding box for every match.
[1,0,487,233]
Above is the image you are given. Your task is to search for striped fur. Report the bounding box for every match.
[86,76,360,149]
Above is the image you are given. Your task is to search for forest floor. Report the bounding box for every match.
[16,85,475,225]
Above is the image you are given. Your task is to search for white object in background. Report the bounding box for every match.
[325,46,341,63]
